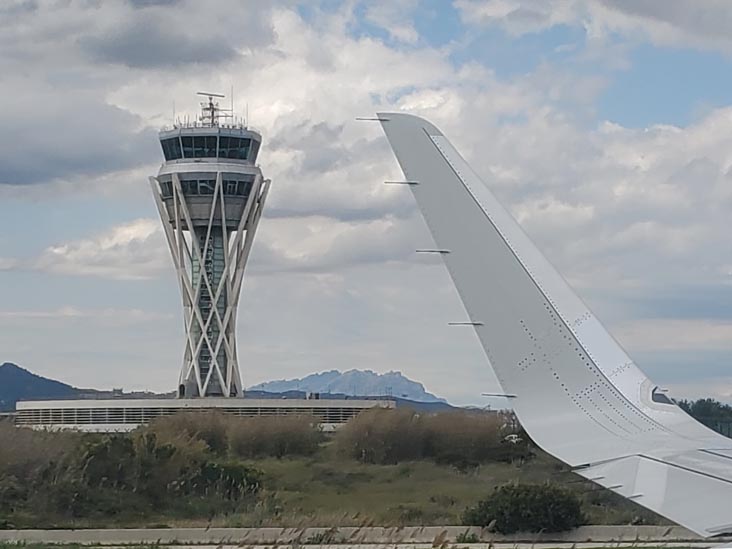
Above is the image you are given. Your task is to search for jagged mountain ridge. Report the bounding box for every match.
[0,363,451,412]
[250,369,447,403]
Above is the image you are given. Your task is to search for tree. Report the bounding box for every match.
[678,398,732,436]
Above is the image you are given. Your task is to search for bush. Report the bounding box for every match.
[146,412,323,459]
[334,408,531,466]
[0,421,79,479]
[146,411,229,455]
[0,423,263,524]
[184,461,261,500]
[334,408,427,464]
[228,416,323,459]
[462,483,584,533]
[424,412,532,468]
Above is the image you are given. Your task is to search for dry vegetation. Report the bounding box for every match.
[335,408,531,468]
[147,412,323,458]
[0,410,663,529]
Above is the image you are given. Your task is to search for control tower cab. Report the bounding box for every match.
[150,93,270,398]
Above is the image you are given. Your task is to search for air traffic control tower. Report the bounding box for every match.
[13,94,394,431]
[150,93,270,398]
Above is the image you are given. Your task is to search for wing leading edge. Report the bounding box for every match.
[379,112,732,537]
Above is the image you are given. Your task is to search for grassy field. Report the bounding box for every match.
[0,545,711,549]
[2,450,661,529]
[0,411,665,529]
[166,445,662,528]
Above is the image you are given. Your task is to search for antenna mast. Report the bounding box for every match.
[197,91,230,126]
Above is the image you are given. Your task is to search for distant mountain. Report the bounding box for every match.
[243,388,455,412]
[0,362,83,411]
[250,369,448,403]
[0,363,453,413]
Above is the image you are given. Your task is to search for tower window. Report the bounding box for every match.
[221,136,240,158]
[205,136,217,157]
[198,180,215,194]
[250,140,260,162]
[181,136,194,158]
[237,138,251,160]
[237,181,252,196]
[170,138,182,159]
[160,181,173,197]
[218,136,252,159]
[221,179,254,196]
[218,136,231,158]
[160,138,183,160]
[193,136,207,158]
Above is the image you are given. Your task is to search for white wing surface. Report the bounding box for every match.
[379,112,732,537]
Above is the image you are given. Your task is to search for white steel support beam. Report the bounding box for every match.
[150,173,269,398]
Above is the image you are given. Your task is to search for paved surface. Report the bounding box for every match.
[1,525,730,546]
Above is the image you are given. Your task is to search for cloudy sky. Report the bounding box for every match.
[4,0,732,405]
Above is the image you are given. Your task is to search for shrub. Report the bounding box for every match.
[228,416,323,459]
[147,412,323,459]
[462,483,584,533]
[146,411,229,455]
[0,421,79,479]
[76,431,212,501]
[81,435,137,489]
[0,423,263,523]
[0,475,25,507]
[334,408,532,466]
[334,408,427,464]
[425,411,531,468]
[185,461,261,500]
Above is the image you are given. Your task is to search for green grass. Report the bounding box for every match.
[256,458,551,525]
[0,544,704,549]
[0,441,663,529]
[171,446,658,528]
[0,546,172,549]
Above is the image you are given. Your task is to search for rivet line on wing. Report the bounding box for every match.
[431,135,672,437]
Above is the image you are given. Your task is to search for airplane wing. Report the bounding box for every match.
[378,112,732,537]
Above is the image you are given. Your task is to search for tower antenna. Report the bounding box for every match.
[197,91,232,126]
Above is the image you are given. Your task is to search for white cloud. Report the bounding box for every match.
[4,1,732,402]
[5,212,428,280]
[615,318,732,353]
[0,306,172,323]
[0,257,19,271]
[31,219,168,280]
[455,0,732,53]
[668,378,732,403]
[363,1,420,44]
[253,214,421,272]
[455,0,587,36]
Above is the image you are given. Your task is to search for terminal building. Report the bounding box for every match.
[15,94,394,431]
[15,397,392,433]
